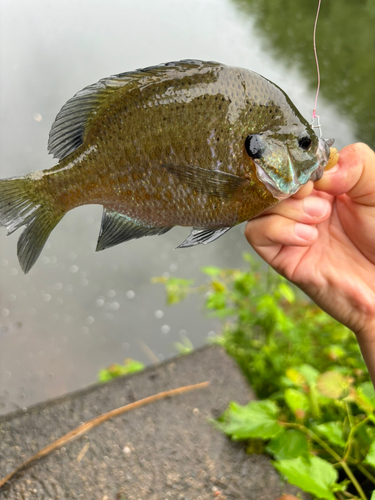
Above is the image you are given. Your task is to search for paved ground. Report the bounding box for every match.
[0,345,308,499]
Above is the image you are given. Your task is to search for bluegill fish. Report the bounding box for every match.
[0,60,331,273]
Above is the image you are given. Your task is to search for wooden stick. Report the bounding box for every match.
[0,381,210,489]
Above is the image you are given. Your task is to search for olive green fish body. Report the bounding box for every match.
[0,60,331,273]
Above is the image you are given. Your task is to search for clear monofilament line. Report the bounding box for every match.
[312,0,322,138]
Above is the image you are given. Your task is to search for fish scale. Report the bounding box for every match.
[0,60,331,273]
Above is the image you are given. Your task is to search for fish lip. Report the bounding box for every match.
[310,137,334,181]
[254,161,295,201]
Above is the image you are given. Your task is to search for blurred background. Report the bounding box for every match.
[0,0,372,415]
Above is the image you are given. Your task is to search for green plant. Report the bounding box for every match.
[155,254,375,499]
[98,358,144,382]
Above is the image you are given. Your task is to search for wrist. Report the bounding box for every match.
[353,318,375,387]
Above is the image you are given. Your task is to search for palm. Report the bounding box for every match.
[266,191,375,332]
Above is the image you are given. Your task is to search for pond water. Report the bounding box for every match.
[0,0,371,414]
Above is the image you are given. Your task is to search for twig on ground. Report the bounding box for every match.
[0,381,210,489]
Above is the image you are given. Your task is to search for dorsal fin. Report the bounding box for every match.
[96,209,172,251]
[47,60,217,161]
[47,77,129,160]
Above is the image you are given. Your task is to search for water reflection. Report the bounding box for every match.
[0,0,358,414]
[233,0,375,147]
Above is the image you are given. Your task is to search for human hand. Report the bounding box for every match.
[245,143,375,383]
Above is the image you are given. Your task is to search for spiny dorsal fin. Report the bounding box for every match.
[163,164,247,198]
[177,227,231,248]
[96,209,172,251]
[47,60,218,161]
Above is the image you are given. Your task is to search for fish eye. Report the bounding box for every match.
[298,135,312,151]
[245,134,265,159]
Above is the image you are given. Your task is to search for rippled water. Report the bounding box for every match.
[0,0,358,414]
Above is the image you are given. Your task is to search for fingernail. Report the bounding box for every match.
[295,223,318,241]
[324,164,339,175]
[303,197,329,218]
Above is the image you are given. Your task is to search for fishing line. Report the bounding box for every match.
[312,0,322,138]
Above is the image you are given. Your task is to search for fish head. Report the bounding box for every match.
[245,125,333,200]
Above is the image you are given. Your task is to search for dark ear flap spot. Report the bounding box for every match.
[245,134,265,159]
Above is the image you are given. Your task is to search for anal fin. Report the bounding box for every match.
[177,227,232,248]
[96,209,171,251]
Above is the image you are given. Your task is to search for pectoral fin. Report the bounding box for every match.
[177,226,231,248]
[163,164,247,198]
[96,209,171,251]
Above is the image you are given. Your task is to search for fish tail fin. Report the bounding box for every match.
[0,176,64,273]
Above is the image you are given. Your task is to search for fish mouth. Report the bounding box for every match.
[254,161,297,201]
[254,137,335,200]
[310,138,334,181]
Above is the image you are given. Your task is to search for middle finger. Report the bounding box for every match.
[259,195,331,224]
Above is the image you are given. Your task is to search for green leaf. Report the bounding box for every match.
[274,456,338,500]
[266,429,309,460]
[201,266,222,277]
[285,368,306,387]
[357,381,375,410]
[206,291,226,310]
[98,359,144,382]
[207,307,236,319]
[215,400,282,440]
[364,440,375,467]
[285,388,310,418]
[316,370,347,399]
[163,277,194,305]
[324,344,346,361]
[297,364,319,386]
[314,422,346,448]
[371,489,375,500]
[278,282,295,303]
[173,336,194,355]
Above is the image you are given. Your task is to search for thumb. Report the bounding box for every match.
[314,143,375,204]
